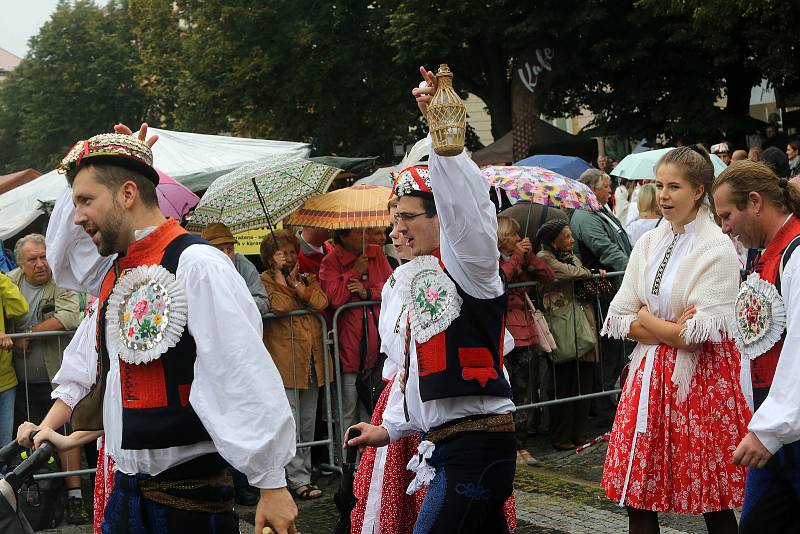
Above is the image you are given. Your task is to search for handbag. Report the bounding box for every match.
[575,275,614,304]
[544,300,597,364]
[524,293,556,353]
[355,306,387,415]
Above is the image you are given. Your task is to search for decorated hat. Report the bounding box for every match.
[392,163,433,200]
[57,133,159,184]
[201,223,238,246]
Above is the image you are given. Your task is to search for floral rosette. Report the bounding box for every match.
[732,271,785,360]
[395,255,462,343]
[105,264,188,365]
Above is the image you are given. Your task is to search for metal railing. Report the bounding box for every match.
[327,271,629,442]
[6,269,631,482]
[6,308,342,480]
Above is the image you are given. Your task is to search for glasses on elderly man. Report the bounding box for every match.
[394,212,429,222]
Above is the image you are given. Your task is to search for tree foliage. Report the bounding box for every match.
[0,0,145,173]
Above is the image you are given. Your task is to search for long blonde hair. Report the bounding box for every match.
[637,183,659,218]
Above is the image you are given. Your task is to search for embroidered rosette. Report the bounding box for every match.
[105,264,188,365]
[396,255,462,343]
[732,272,786,360]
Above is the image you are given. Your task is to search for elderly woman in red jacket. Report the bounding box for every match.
[497,215,555,465]
[319,228,393,443]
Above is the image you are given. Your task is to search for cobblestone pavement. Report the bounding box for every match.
[36,416,720,533]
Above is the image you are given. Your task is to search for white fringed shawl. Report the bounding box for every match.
[600,206,741,401]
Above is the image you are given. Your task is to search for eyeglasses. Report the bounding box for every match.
[394,212,429,222]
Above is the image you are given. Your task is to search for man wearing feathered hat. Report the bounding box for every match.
[19,125,298,534]
[347,68,516,533]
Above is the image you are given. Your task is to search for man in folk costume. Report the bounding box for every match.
[347,67,516,533]
[713,160,800,533]
[26,129,298,534]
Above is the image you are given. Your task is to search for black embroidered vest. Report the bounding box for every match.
[416,275,512,402]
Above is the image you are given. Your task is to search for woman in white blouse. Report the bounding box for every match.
[600,146,751,534]
[625,183,665,245]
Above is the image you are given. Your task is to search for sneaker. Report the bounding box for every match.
[235,486,259,506]
[66,496,89,525]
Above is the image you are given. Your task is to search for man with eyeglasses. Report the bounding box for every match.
[346,66,516,533]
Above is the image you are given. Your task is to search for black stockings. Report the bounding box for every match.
[626,507,737,534]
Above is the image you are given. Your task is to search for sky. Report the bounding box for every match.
[1,0,62,57]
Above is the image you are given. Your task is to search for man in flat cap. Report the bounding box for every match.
[19,126,297,534]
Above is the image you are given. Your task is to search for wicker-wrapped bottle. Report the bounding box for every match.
[427,64,467,156]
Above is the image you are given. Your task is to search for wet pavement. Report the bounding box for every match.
[42,415,717,533]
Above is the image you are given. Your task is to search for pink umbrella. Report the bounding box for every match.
[156,169,199,221]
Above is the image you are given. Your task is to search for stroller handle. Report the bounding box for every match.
[2,441,56,494]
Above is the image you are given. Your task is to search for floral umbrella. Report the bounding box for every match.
[482,165,603,211]
[187,155,341,234]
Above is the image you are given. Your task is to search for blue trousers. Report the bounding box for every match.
[739,441,800,534]
[413,431,516,534]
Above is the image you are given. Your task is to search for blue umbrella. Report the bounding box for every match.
[514,154,592,181]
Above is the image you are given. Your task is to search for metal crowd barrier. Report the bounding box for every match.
[6,308,342,480]
[327,271,628,443]
[6,269,629,482]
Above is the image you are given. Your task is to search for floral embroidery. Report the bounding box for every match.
[416,283,447,316]
[732,272,785,360]
[106,264,188,365]
[396,256,462,343]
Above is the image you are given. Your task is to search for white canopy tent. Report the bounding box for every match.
[0,128,310,240]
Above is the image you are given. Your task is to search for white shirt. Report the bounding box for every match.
[626,217,665,247]
[748,249,800,453]
[52,231,296,488]
[380,138,515,442]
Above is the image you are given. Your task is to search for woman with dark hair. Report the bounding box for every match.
[601,146,751,533]
[260,229,331,500]
[536,218,598,450]
[787,139,800,178]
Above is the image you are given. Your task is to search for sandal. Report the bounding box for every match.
[516,449,540,466]
[293,484,323,500]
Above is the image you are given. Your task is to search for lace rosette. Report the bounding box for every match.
[105,264,188,365]
[732,272,785,360]
[396,255,462,343]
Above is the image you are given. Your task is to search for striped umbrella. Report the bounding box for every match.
[286,184,392,229]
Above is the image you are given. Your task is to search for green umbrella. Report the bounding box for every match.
[187,155,341,234]
[611,147,727,181]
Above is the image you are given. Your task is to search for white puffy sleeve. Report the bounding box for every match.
[177,245,296,489]
[46,188,115,296]
[51,301,99,409]
[749,253,800,453]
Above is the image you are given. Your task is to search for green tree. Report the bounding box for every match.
[149,0,421,158]
[0,0,145,173]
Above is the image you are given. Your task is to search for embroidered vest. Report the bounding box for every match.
[98,220,211,450]
[752,215,800,406]
[415,274,512,402]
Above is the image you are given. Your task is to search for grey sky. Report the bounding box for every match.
[1,0,63,57]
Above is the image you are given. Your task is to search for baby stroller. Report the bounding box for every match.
[0,438,59,534]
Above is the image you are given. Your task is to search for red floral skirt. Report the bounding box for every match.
[602,340,751,513]
[94,438,115,534]
[351,380,517,533]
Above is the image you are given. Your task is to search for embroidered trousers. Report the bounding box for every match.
[413,431,516,534]
[101,471,237,534]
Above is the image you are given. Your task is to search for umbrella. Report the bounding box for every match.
[156,170,199,220]
[482,165,603,212]
[286,183,392,230]
[514,154,591,180]
[334,429,360,534]
[187,155,341,234]
[612,147,728,180]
